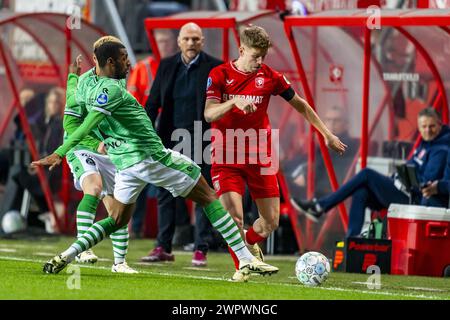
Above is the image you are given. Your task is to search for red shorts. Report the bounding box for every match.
[211,164,279,199]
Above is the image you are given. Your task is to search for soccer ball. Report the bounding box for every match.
[295,251,331,287]
[1,210,26,234]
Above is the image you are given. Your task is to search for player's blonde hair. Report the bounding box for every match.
[240,25,271,52]
[92,35,123,51]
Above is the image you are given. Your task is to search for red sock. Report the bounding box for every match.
[246,227,266,245]
[228,246,240,270]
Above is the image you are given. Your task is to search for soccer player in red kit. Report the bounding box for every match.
[204,25,347,281]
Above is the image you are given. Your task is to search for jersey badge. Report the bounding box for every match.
[96,93,108,105]
[207,77,212,89]
[213,180,220,192]
[255,77,265,89]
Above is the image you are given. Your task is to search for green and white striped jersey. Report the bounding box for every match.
[56,75,165,171]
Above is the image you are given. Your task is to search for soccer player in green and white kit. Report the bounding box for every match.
[32,41,278,278]
[64,36,137,273]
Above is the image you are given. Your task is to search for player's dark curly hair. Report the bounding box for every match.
[240,25,271,52]
[94,41,126,68]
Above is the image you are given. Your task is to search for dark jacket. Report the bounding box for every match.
[409,125,450,184]
[408,125,450,207]
[145,51,222,148]
[434,148,450,207]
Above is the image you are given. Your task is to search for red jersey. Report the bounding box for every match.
[206,61,291,166]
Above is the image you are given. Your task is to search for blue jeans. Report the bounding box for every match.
[317,168,410,237]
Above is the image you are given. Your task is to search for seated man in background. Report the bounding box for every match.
[292,107,450,237]
[421,148,450,208]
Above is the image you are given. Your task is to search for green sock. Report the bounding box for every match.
[204,199,246,253]
[64,217,119,260]
[110,225,129,264]
[76,194,100,238]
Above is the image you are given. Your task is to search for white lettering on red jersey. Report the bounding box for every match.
[206,61,291,165]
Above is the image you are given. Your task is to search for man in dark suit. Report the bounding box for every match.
[142,22,223,266]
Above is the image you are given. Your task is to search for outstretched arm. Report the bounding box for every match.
[31,111,105,170]
[287,93,347,155]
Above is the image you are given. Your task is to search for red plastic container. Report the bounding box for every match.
[388,204,450,277]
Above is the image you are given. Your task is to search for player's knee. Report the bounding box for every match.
[188,179,217,207]
[204,186,218,203]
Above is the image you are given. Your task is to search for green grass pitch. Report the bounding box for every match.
[0,236,449,300]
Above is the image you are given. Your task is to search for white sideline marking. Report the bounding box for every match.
[0,248,16,252]
[0,255,446,300]
[183,267,216,272]
[97,258,112,262]
[134,262,168,267]
[353,281,448,293]
[34,252,56,256]
[406,287,447,293]
[0,244,27,248]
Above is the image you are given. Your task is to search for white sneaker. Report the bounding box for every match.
[229,269,250,282]
[111,262,139,274]
[239,258,279,276]
[75,249,98,264]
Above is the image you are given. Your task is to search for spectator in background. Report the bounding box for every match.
[128,29,178,106]
[39,87,65,155]
[0,88,36,186]
[19,88,35,108]
[284,106,359,199]
[142,22,222,266]
[13,88,41,142]
[421,148,450,208]
[0,88,64,220]
[291,107,450,237]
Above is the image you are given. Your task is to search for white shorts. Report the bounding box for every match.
[113,149,201,204]
[67,150,116,196]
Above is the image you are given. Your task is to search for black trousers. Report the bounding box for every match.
[156,163,213,253]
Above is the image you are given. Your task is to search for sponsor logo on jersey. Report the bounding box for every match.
[106,139,127,149]
[255,77,265,88]
[96,93,108,105]
[225,79,235,85]
[207,77,212,89]
[223,94,263,104]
